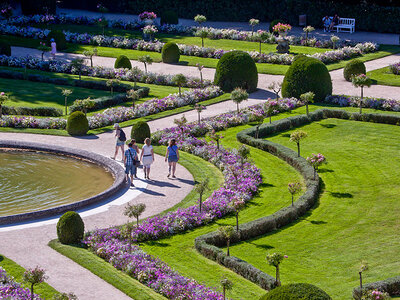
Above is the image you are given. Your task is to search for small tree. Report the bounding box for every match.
[97,17,109,35]
[130,66,141,88]
[142,25,158,41]
[207,129,223,149]
[73,97,95,116]
[220,276,233,300]
[23,266,47,300]
[138,55,153,74]
[253,30,270,54]
[359,260,369,290]
[195,28,209,48]
[352,74,372,114]
[303,26,315,41]
[290,130,308,157]
[267,81,282,100]
[127,89,140,111]
[194,178,209,212]
[218,225,235,256]
[237,144,250,165]
[230,198,246,232]
[331,34,340,50]
[106,78,121,95]
[266,253,287,287]
[61,89,72,115]
[194,103,205,124]
[83,48,98,68]
[38,42,50,61]
[231,88,248,113]
[70,58,85,80]
[306,153,327,179]
[196,63,204,86]
[194,14,207,26]
[173,114,188,135]
[172,73,187,97]
[124,203,146,226]
[249,18,260,35]
[288,182,302,206]
[253,112,265,138]
[300,91,315,117]
[0,91,9,117]
[265,99,279,123]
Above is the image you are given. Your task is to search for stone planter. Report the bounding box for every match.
[276,32,290,53]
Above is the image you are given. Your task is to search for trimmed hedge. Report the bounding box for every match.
[260,283,332,300]
[343,59,366,82]
[195,108,400,292]
[56,211,85,245]
[114,55,132,69]
[214,50,258,93]
[130,121,151,143]
[0,40,11,56]
[161,42,180,64]
[2,105,62,117]
[160,10,179,25]
[47,30,67,51]
[353,276,400,299]
[282,56,332,101]
[67,111,89,135]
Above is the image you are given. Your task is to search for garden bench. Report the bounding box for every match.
[334,18,355,33]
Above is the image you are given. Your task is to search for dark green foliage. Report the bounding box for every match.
[214,51,258,93]
[343,59,367,81]
[67,111,89,135]
[114,55,132,69]
[0,40,11,56]
[130,121,151,143]
[160,10,179,25]
[353,276,400,299]
[269,19,286,33]
[282,56,332,101]
[161,42,180,64]
[21,0,56,15]
[47,30,67,51]
[2,105,62,117]
[56,211,85,245]
[260,283,332,300]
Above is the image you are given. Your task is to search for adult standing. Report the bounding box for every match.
[330,14,340,31]
[130,139,141,178]
[165,139,179,178]
[124,142,138,186]
[140,138,154,180]
[112,123,126,161]
[50,38,57,59]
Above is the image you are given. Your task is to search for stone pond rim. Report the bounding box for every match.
[0,140,126,225]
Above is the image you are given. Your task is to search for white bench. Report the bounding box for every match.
[334,18,355,34]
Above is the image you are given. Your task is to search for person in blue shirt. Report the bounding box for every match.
[165,139,179,178]
[124,141,138,186]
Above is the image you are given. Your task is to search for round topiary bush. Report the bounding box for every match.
[269,19,286,33]
[47,30,67,50]
[161,42,180,63]
[282,56,332,101]
[130,121,151,143]
[260,283,332,300]
[343,59,366,81]
[214,50,258,93]
[114,55,132,69]
[161,10,179,25]
[67,111,89,136]
[0,40,11,56]
[57,211,85,245]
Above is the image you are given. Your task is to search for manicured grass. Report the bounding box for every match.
[48,240,166,300]
[227,117,400,299]
[0,254,59,299]
[367,66,400,87]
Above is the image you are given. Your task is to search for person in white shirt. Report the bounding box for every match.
[140,138,154,180]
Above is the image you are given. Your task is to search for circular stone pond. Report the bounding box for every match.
[0,141,125,225]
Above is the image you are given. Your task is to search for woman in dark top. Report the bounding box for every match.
[330,14,339,31]
[165,139,179,178]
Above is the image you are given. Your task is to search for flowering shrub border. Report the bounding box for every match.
[353,276,400,299]
[389,62,400,75]
[324,95,400,112]
[0,266,43,299]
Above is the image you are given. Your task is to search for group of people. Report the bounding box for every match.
[322,14,340,32]
[112,123,180,186]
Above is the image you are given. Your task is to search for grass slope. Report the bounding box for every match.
[367,66,400,87]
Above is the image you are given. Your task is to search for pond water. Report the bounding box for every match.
[0,150,114,217]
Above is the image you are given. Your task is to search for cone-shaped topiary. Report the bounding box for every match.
[282,56,332,101]
[131,121,151,143]
[343,59,366,81]
[114,55,132,69]
[0,40,11,56]
[160,10,179,25]
[57,211,85,245]
[260,283,332,300]
[47,30,67,50]
[161,42,180,63]
[214,50,258,93]
[67,111,89,136]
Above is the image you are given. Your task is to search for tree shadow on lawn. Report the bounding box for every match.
[0,255,3,262]
[329,192,353,199]
[142,240,170,247]
[319,123,337,128]
[318,168,334,174]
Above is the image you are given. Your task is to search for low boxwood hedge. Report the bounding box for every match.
[2,105,62,117]
[353,276,400,299]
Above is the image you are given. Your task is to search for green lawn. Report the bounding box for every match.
[367,66,400,87]
[227,117,400,299]
[0,254,59,299]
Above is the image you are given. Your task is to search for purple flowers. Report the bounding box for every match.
[139,11,157,21]
[324,95,400,112]
[0,267,43,300]
[389,62,400,75]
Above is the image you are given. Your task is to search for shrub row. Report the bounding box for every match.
[195,108,400,291]
[2,105,62,117]
[353,276,400,299]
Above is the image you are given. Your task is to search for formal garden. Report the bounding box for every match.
[0,1,400,300]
